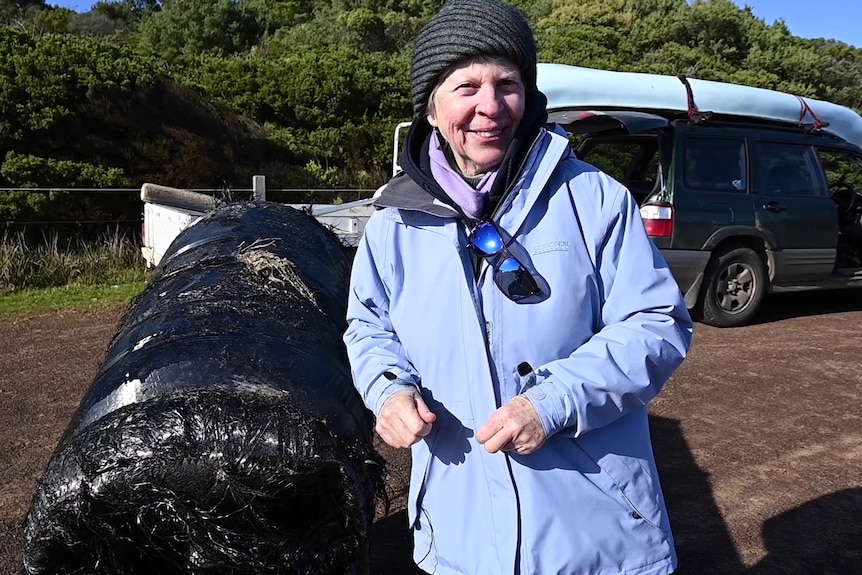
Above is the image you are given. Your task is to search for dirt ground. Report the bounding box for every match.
[1,290,861,575]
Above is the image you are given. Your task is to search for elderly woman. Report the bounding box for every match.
[344,1,693,574]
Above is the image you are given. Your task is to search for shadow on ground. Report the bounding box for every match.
[650,416,742,574]
[368,510,421,575]
[368,416,862,575]
[748,488,862,575]
[751,288,862,325]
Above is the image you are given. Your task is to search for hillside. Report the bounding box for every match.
[1,0,862,226]
[13,77,277,188]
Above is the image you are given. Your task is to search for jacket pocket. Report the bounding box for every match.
[574,437,668,532]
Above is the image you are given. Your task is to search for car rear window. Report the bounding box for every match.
[577,136,660,201]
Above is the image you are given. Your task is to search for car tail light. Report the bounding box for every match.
[639,203,674,238]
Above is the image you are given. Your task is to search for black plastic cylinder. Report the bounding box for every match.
[23,202,383,575]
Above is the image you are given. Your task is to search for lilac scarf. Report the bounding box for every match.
[428,131,499,220]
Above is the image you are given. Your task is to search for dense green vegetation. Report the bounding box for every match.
[1,0,862,226]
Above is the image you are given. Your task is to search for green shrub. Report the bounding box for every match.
[1,152,130,188]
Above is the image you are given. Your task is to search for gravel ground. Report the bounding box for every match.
[1,290,861,575]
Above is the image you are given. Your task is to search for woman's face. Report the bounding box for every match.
[427,59,526,177]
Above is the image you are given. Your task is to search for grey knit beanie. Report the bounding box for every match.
[411,0,538,117]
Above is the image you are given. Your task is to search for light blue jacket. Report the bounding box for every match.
[344,128,693,575]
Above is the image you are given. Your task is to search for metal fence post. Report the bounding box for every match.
[253,175,266,201]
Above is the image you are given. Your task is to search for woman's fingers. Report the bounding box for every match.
[376,390,436,448]
[478,396,547,455]
[477,420,512,453]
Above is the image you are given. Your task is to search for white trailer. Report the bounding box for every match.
[139,183,375,268]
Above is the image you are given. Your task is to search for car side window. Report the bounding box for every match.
[754,142,827,197]
[684,137,747,192]
[816,148,862,194]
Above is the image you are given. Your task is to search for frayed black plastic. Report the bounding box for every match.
[22,202,384,575]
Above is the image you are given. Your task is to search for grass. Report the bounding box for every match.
[0,228,149,317]
[0,282,147,317]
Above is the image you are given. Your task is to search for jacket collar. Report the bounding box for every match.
[376,127,572,234]
[376,117,466,219]
[494,127,572,235]
[374,171,458,218]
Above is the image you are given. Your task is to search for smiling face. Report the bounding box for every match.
[427,57,526,177]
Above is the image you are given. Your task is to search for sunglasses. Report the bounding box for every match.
[469,221,541,302]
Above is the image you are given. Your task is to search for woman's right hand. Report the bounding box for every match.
[376,389,437,448]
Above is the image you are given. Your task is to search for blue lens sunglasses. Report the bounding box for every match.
[469,220,542,302]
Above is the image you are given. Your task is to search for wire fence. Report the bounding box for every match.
[0,186,376,233]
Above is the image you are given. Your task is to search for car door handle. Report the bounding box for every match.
[763,201,787,213]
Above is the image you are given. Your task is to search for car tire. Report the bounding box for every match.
[700,245,767,327]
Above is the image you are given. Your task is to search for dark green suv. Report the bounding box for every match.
[564,112,862,327]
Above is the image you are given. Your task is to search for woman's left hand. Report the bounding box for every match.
[477,395,547,455]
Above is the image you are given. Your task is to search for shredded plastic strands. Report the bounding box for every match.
[22,202,385,575]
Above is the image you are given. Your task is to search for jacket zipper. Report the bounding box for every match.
[474,128,547,283]
[488,128,547,222]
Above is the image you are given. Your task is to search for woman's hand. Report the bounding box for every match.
[477,395,547,455]
[376,389,437,448]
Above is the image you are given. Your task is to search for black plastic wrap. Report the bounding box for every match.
[23,202,384,575]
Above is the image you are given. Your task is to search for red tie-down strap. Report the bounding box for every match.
[678,75,713,123]
[797,95,829,132]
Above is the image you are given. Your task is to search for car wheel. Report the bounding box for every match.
[701,246,767,327]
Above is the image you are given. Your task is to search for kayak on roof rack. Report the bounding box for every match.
[536,62,862,147]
